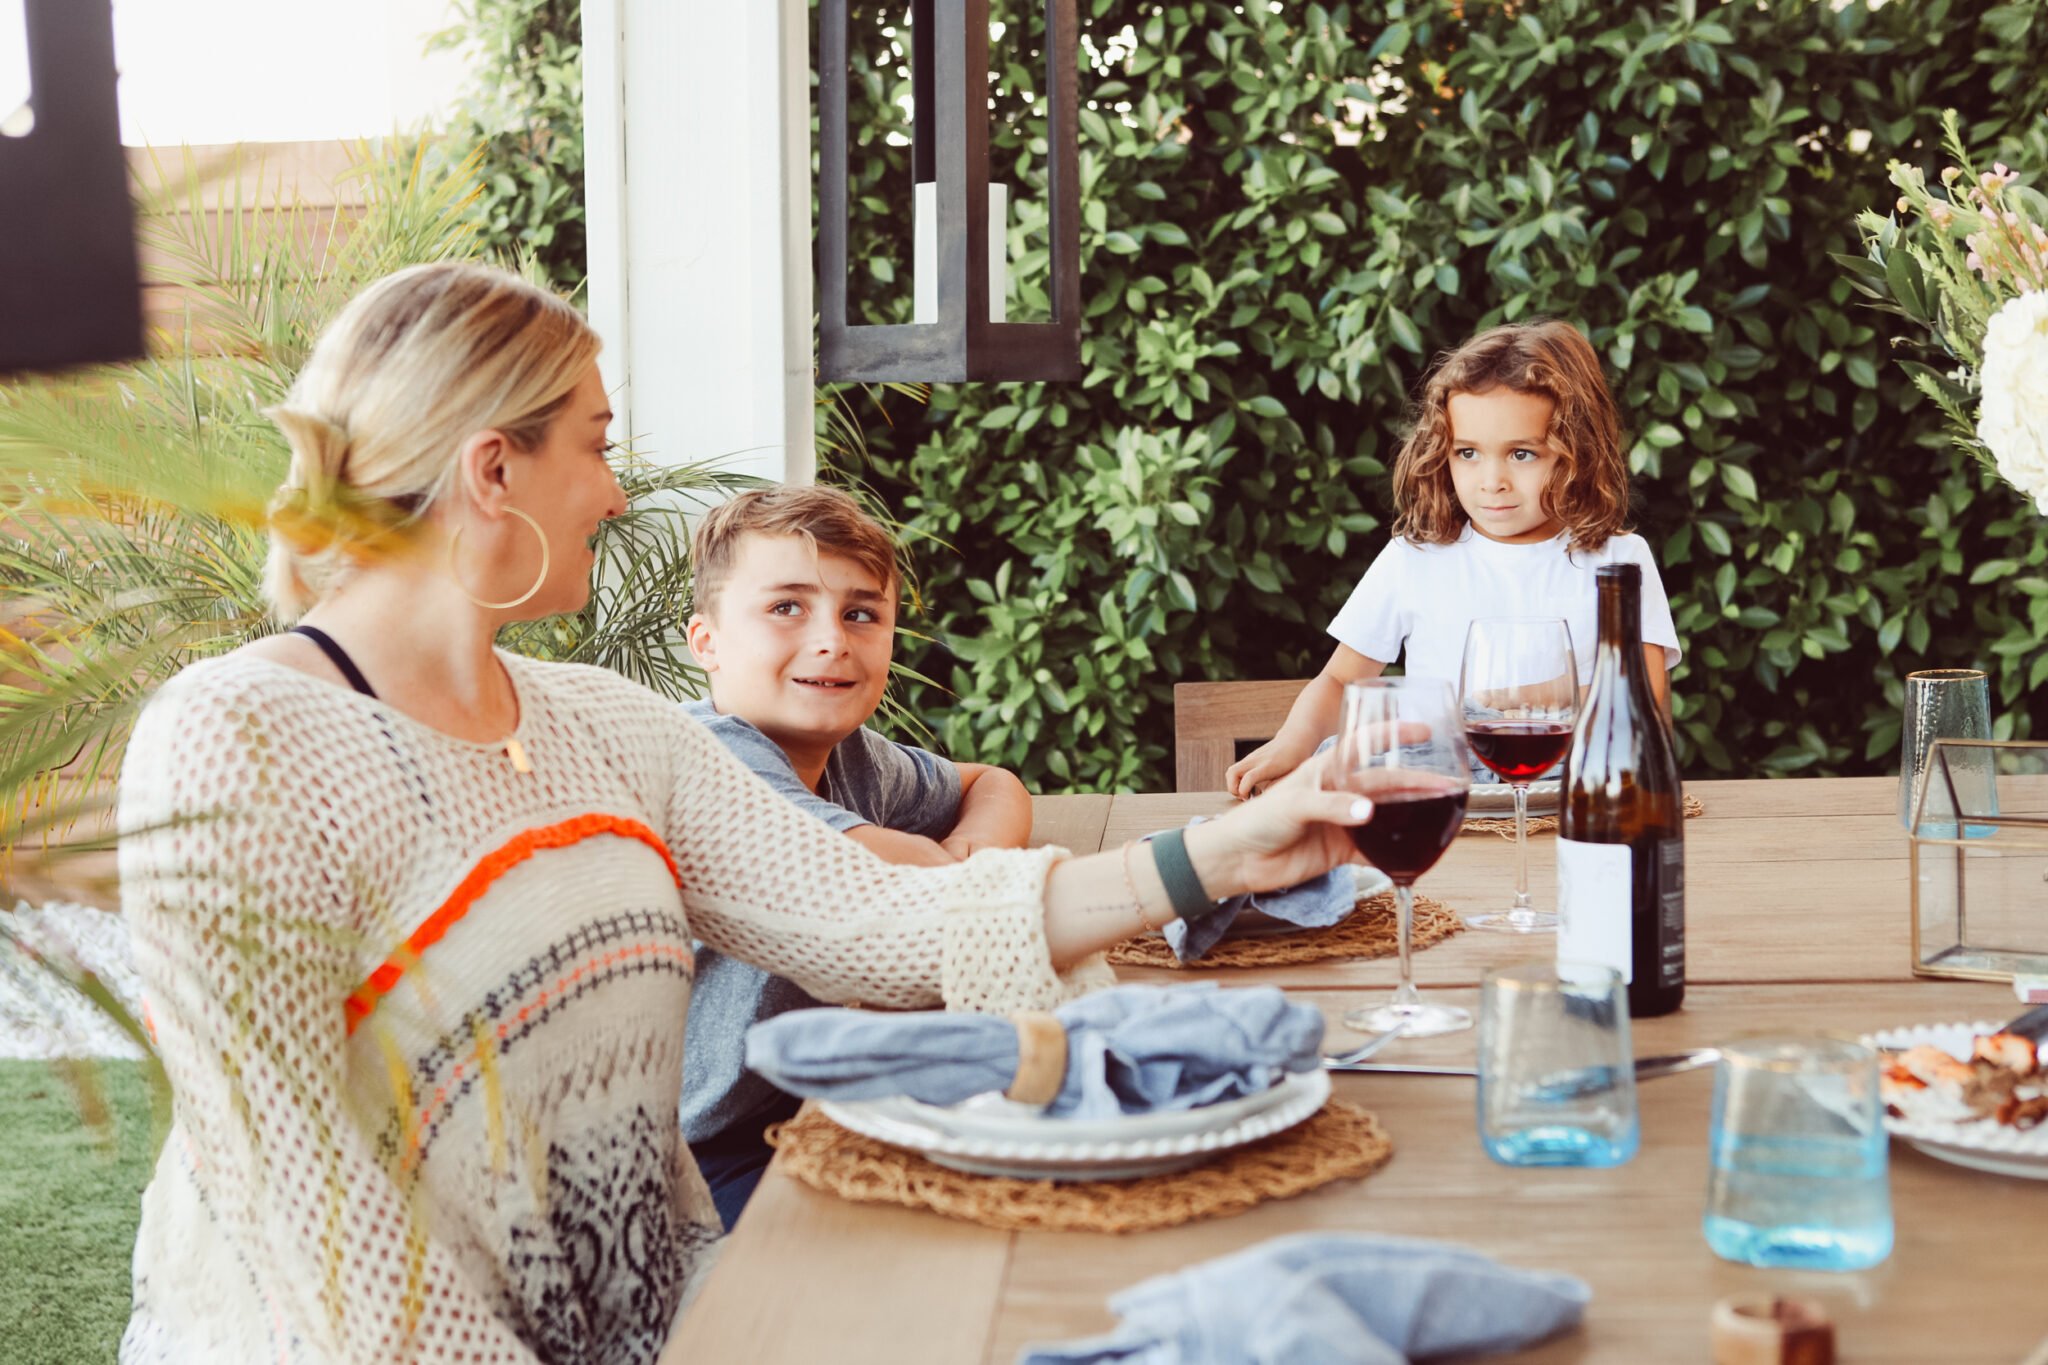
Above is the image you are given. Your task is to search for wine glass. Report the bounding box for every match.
[1460,617,1579,934]
[1332,677,1475,1038]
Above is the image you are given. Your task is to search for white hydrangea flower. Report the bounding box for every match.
[1978,290,2048,513]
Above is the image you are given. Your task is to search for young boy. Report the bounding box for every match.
[679,486,1033,1227]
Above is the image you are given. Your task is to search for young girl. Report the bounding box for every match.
[1226,319,1682,799]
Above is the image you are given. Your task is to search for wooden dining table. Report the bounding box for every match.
[664,778,2048,1364]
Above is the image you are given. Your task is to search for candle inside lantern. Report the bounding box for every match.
[914,181,1008,325]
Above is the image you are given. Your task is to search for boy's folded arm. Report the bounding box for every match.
[845,821,960,866]
[944,762,1033,855]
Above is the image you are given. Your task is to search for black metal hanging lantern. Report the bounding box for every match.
[0,0,142,375]
[818,0,1081,382]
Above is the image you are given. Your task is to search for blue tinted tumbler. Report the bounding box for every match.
[1703,1036,1893,1272]
[1477,962,1639,1167]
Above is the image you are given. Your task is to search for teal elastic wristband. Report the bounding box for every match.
[1150,827,1221,923]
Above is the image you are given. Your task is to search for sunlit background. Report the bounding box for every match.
[0,0,467,145]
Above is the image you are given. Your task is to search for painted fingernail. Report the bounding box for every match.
[1349,798,1375,820]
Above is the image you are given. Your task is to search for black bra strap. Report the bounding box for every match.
[288,625,379,699]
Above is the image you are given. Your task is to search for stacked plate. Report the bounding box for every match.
[820,1068,1331,1180]
[1467,780,1561,816]
[1866,1021,2048,1180]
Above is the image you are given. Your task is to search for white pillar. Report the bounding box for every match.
[582,0,815,485]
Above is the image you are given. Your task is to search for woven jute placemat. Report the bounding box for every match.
[767,1099,1392,1234]
[1464,792,1706,840]
[1104,889,1463,971]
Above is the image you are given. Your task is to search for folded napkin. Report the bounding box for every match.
[1157,817,1357,962]
[743,982,1323,1120]
[1017,1232,1591,1365]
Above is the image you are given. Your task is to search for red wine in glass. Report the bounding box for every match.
[1468,721,1574,783]
[1460,617,1580,934]
[1333,677,1476,1038]
[1347,790,1469,884]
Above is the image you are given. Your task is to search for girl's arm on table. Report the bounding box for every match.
[1225,645,1387,799]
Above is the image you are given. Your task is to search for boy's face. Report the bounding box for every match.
[687,532,897,752]
[1446,387,1562,545]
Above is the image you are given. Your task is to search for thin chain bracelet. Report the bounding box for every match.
[1118,839,1154,937]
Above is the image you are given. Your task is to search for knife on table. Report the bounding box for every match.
[1325,1048,1723,1086]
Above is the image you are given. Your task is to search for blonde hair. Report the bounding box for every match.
[1390,319,1630,553]
[690,486,900,617]
[262,262,599,619]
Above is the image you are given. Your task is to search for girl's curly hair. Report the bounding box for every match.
[1390,320,1630,552]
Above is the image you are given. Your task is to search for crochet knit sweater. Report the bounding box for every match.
[116,652,1105,1365]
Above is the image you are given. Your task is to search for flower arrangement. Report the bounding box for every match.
[1849,111,2048,511]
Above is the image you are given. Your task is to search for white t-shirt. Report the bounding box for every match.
[1327,527,1682,688]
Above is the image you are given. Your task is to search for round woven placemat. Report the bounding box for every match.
[1105,889,1463,970]
[767,1099,1392,1234]
[1464,791,1706,839]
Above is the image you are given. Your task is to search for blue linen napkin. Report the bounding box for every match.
[1155,817,1357,963]
[1016,1232,1591,1365]
[742,982,1324,1120]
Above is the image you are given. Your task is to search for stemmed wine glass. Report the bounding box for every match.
[1459,617,1579,934]
[1332,677,1475,1038]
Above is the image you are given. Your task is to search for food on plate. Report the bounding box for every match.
[1881,1030,2047,1129]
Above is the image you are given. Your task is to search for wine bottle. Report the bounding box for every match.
[1557,563,1685,1017]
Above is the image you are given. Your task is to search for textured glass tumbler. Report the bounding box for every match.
[1899,669,1993,830]
[1703,1036,1893,1272]
[1476,962,1639,1167]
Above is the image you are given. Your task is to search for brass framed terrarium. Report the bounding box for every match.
[1909,738,2048,981]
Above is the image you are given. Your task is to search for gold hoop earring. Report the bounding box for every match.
[448,506,551,610]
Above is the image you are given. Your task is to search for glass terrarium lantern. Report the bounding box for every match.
[1909,739,2048,981]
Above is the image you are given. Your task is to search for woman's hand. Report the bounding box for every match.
[1188,750,1379,895]
[1225,732,1316,800]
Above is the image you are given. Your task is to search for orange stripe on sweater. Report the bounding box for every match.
[343,814,681,1035]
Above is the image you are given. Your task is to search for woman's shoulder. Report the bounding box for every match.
[500,653,706,751]
[139,647,316,725]
[500,651,672,713]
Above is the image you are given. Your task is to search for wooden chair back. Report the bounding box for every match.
[1171,680,1312,792]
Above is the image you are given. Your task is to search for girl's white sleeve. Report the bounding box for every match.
[1623,534,1683,667]
[119,676,541,1365]
[661,710,1112,1014]
[1325,538,1408,663]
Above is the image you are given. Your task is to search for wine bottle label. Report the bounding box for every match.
[1556,837,1632,983]
[1657,836,1685,989]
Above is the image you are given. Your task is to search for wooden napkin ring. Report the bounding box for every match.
[1006,1011,1068,1106]
[1711,1295,1835,1365]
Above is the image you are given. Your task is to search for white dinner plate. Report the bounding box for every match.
[1467,781,1561,815]
[820,1068,1331,1180]
[1864,1021,2048,1179]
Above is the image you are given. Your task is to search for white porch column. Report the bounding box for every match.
[582,0,815,485]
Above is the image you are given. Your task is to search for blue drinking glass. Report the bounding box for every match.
[1476,962,1639,1167]
[1703,1036,1893,1272]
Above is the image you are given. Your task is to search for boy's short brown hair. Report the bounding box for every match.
[690,485,900,616]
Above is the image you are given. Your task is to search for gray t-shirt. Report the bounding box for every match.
[678,700,962,1145]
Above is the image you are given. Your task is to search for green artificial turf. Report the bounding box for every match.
[0,1060,160,1365]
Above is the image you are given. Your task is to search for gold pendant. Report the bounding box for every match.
[504,737,532,774]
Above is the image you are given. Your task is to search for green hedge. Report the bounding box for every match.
[431,0,587,293]
[837,0,2048,790]
[442,0,2048,791]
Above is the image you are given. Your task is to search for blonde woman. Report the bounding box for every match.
[117,263,1377,1365]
